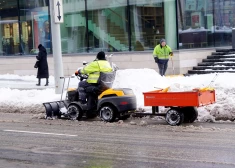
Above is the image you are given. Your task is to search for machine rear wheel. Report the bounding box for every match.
[165,108,184,126]
[67,104,83,120]
[99,105,117,122]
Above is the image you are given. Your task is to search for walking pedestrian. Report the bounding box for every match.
[153,38,173,76]
[36,44,49,86]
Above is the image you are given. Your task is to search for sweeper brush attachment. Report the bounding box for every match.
[43,100,69,119]
[43,76,74,119]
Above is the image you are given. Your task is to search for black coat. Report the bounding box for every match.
[36,45,49,78]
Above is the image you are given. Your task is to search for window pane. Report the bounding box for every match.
[213,0,233,47]
[19,0,50,55]
[0,0,19,56]
[87,0,128,52]
[177,0,233,49]
[129,0,164,51]
[62,0,86,53]
[177,0,209,48]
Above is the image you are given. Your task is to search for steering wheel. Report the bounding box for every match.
[77,73,88,81]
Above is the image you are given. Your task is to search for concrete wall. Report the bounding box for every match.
[0,49,214,76]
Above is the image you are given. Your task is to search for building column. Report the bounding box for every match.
[164,0,179,75]
[164,0,177,49]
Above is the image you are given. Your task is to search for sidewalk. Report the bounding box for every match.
[0,76,78,90]
[0,78,54,90]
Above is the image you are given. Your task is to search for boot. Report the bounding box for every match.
[78,87,87,104]
[36,78,41,86]
[45,78,49,86]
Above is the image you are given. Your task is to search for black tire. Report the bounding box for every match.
[165,108,184,126]
[99,105,117,122]
[182,107,198,123]
[67,104,83,120]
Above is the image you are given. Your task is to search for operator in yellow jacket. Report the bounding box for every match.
[75,51,113,112]
[153,39,173,76]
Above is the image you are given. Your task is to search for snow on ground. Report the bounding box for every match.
[0,69,235,122]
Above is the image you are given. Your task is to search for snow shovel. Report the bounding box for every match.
[171,56,175,75]
[166,57,184,78]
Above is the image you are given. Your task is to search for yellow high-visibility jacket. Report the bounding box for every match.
[153,44,172,60]
[80,60,113,83]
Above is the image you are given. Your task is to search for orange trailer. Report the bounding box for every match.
[135,89,215,126]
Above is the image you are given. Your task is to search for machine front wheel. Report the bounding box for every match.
[99,105,117,122]
[67,104,83,120]
[165,108,184,126]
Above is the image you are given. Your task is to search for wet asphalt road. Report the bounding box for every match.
[0,114,235,168]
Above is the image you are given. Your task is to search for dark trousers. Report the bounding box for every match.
[78,81,99,111]
[37,78,48,85]
[157,59,169,76]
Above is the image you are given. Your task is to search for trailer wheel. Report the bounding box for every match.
[165,108,184,126]
[182,107,198,123]
[99,105,117,122]
[67,104,83,120]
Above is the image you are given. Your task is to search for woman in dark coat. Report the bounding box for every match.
[36,44,49,86]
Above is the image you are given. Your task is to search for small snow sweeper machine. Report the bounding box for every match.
[43,75,137,122]
[134,87,216,126]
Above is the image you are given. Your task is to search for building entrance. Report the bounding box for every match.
[130,0,165,50]
[0,0,49,56]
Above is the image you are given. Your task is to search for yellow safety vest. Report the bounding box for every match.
[153,44,172,59]
[80,60,113,83]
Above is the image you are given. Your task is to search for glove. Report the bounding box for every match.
[75,70,80,76]
[154,57,159,63]
[169,52,173,56]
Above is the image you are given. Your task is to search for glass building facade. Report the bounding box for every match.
[178,0,235,49]
[0,0,49,55]
[0,0,234,56]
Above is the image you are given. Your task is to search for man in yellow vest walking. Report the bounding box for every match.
[153,39,173,76]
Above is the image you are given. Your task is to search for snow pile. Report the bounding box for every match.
[113,70,235,122]
[0,69,235,122]
[0,88,60,114]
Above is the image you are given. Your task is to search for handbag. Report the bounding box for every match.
[34,61,39,68]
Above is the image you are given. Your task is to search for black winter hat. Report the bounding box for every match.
[160,38,166,44]
[97,51,106,60]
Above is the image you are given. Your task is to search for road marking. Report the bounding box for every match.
[3,130,78,137]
